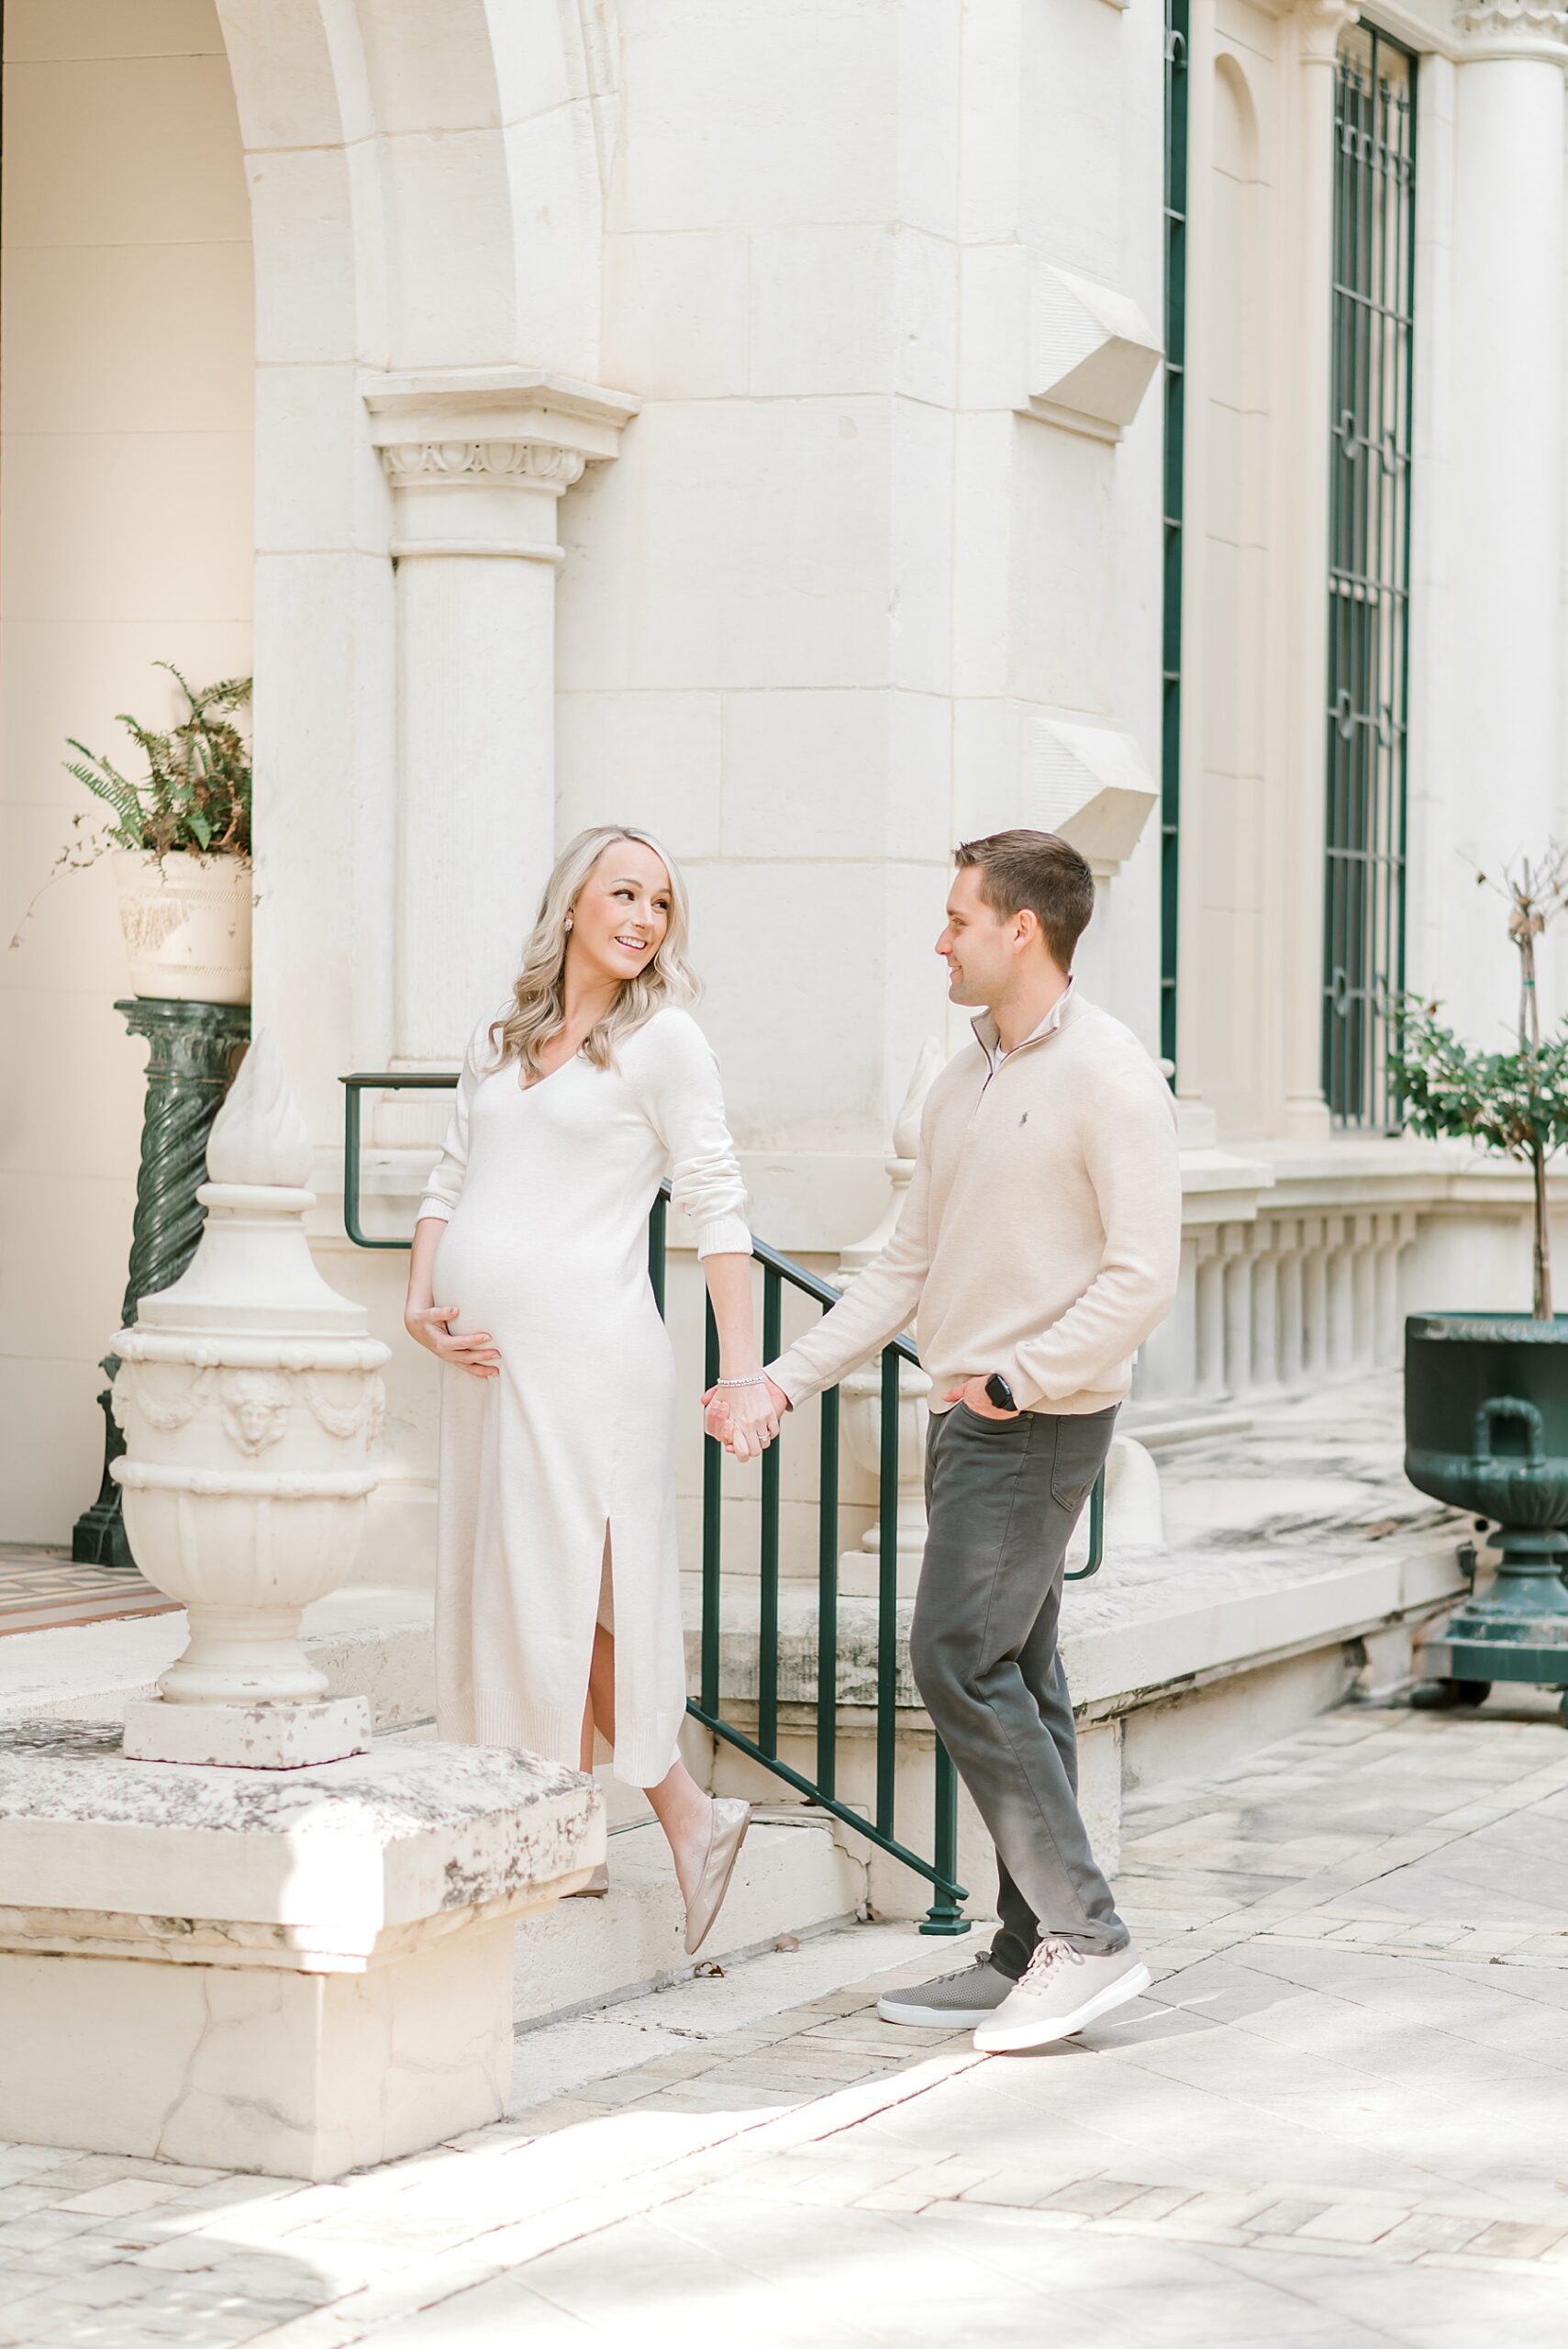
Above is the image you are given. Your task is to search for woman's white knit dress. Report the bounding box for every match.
[417,1006,751,1788]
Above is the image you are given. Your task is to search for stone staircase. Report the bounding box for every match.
[0,1376,1474,2040]
[0,1582,873,2033]
[514,1809,864,2027]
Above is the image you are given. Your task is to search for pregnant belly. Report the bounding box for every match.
[433,1215,650,1346]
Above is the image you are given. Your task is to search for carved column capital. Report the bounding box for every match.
[1297,0,1358,66]
[364,367,639,562]
[377,440,588,495]
[1454,0,1568,61]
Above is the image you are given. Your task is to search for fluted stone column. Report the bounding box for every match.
[1448,0,1568,1031]
[363,374,637,1100]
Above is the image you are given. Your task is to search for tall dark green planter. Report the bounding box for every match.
[1404,1312,1568,1721]
[72,996,250,1569]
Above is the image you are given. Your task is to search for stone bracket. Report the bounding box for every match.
[1020,717,1159,878]
[1028,265,1162,441]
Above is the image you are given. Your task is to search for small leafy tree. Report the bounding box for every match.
[61,665,252,859]
[1392,849,1568,1319]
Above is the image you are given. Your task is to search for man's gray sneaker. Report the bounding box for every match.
[877,1953,1016,2028]
[973,1938,1150,2053]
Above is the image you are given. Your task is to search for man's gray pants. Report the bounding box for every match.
[910,1401,1127,1976]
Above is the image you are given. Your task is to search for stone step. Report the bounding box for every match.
[509,1918,933,2111]
[513,1809,865,2029]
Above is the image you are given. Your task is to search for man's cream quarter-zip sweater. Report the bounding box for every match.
[769,987,1182,1418]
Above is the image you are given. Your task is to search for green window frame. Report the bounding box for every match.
[1323,23,1417,1131]
[1161,0,1190,1076]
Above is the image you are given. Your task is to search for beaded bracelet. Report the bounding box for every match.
[714,1374,769,1388]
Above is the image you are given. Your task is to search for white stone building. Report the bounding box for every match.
[3,0,1562,1581]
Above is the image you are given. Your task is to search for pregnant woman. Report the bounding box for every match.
[405,825,777,1953]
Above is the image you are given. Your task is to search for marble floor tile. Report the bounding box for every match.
[362,2273,617,2343]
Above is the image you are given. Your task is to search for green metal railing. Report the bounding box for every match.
[342,1070,1106,1934]
[1323,25,1416,1132]
[341,1070,464,1248]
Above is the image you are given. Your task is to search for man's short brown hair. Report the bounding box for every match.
[954,829,1095,970]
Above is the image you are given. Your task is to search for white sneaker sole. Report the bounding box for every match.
[876,1996,1005,2029]
[972,1961,1151,2053]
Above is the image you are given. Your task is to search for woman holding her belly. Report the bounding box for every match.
[404,824,776,1952]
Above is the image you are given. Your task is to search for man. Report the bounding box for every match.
[750,830,1180,2052]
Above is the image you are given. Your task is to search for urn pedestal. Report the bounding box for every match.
[109,1031,388,1766]
[1404,1312,1568,1720]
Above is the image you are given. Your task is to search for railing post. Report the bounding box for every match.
[817,1382,840,1798]
[922,1742,968,1936]
[1064,1467,1106,1583]
[875,1345,900,1841]
[701,1297,721,1719]
[647,1189,667,1319]
[758,1267,782,1758]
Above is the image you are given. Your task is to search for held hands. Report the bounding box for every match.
[406,1304,501,1381]
[702,1373,789,1461]
[944,1374,1021,1420]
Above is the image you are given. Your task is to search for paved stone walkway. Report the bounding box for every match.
[5,1699,1568,2346]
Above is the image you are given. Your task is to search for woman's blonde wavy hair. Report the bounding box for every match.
[487,825,699,1077]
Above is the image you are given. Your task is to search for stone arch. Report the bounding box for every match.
[1214,49,1262,178]
[206,0,622,1121]
[1211,50,1267,417]
[216,0,608,376]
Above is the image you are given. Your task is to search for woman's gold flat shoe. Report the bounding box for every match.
[684,1798,751,1955]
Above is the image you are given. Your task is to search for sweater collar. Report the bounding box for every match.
[972,977,1080,1066]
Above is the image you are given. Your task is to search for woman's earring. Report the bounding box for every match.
[564,915,573,932]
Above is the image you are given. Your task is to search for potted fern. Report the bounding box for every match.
[60,665,253,1005]
[1394,852,1568,1713]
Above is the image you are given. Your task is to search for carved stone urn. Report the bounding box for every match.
[839,1042,940,1598]
[110,1031,390,1767]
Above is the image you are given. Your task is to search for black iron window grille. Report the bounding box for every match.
[1323,23,1417,1131]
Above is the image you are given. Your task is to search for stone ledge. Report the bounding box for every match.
[0,1889,572,1974]
[0,1723,605,2179]
[678,1535,1466,1721]
[1,1545,1464,1761]
[0,1585,433,1733]
[0,1720,601,1956]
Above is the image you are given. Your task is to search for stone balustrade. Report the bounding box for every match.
[1140,1206,1420,1413]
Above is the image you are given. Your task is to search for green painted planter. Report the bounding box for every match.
[1404,1312,1568,1720]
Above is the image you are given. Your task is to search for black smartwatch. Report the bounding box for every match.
[984,1372,1017,1413]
